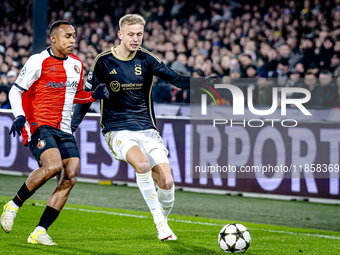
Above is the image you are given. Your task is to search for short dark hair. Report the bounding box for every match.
[192,69,205,76]
[49,20,72,35]
[305,71,316,76]
[319,69,333,76]
[278,57,289,66]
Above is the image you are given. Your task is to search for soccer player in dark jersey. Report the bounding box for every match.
[72,14,215,241]
[1,20,109,245]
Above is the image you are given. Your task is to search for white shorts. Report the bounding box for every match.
[104,129,169,169]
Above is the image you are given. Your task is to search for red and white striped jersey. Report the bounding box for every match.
[14,48,94,145]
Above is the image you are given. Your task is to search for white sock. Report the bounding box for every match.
[9,200,19,210]
[33,226,46,233]
[136,171,163,223]
[157,184,175,219]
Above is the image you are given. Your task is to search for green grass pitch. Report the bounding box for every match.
[0,175,340,254]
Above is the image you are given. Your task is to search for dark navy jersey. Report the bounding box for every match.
[83,46,191,134]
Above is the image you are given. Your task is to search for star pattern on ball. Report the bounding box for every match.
[219,228,228,243]
[233,227,244,241]
[226,243,241,253]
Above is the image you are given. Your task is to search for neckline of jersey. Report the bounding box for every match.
[111,46,137,61]
[47,48,69,61]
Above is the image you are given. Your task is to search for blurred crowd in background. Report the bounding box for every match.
[1,0,340,109]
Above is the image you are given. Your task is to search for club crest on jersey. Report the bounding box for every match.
[110,81,120,92]
[74,65,80,74]
[135,64,142,75]
[37,140,46,149]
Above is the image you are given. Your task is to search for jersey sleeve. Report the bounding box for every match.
[84,56,105,92]
[147,53,191,89]
[72,54,105,132]
[73,90,95,104]
[15,54,42,91]
[74,61,96,104]
[76,60,85,93]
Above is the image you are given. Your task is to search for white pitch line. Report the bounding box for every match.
[264,229,340,240]
[1,200,340,240]
[169,220,340,240]
[38,203,147,218]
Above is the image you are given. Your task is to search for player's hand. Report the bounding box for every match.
[9,115,26,137]
[92,84,110,100]
[191,76,221,87]
[204,76,221,85]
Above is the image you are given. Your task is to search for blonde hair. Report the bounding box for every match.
[119,14,145,30]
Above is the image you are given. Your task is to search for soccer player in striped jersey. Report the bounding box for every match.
[1,20,109,245]
[72,14,218,241]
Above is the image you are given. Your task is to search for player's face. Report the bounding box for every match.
[119,24,144,52]
[51,25,76,57]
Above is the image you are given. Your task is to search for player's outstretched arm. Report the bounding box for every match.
[151,57,221,89]
[73,84,109,104]
[71,103,92,133]
[158,69,221,89]
[72,84,109,132]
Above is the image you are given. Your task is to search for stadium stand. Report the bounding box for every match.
[0,0,340,108]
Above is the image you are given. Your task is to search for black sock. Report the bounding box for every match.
[13,183,35,207]
[37,206,60,231]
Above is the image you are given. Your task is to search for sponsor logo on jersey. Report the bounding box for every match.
[45,81,78,88]
[121,83,143,90]
[115,140,122,147]
[135,64,142,75]
[48,67,56,71]
[110,81,120,92]
[110,69,117,74]
[19,67,26,77]
[37,140,46,149]
[85,81,92,90]
[74,65,80,74]
[88,70,93,80]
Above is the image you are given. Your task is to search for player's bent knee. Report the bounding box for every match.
[67,176,77,187]
[64,170,78,187]
[135,161,151,174]
[44,162,63,179]
[160,176,174,190]
[165,177,174,190]
[60,175,77,188]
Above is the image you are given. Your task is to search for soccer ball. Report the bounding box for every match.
[218,223,251,253]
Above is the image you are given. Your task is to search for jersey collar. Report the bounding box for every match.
[111,46,137,61]
[47,48,68,60]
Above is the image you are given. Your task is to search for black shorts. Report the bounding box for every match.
[28,125,79,164]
